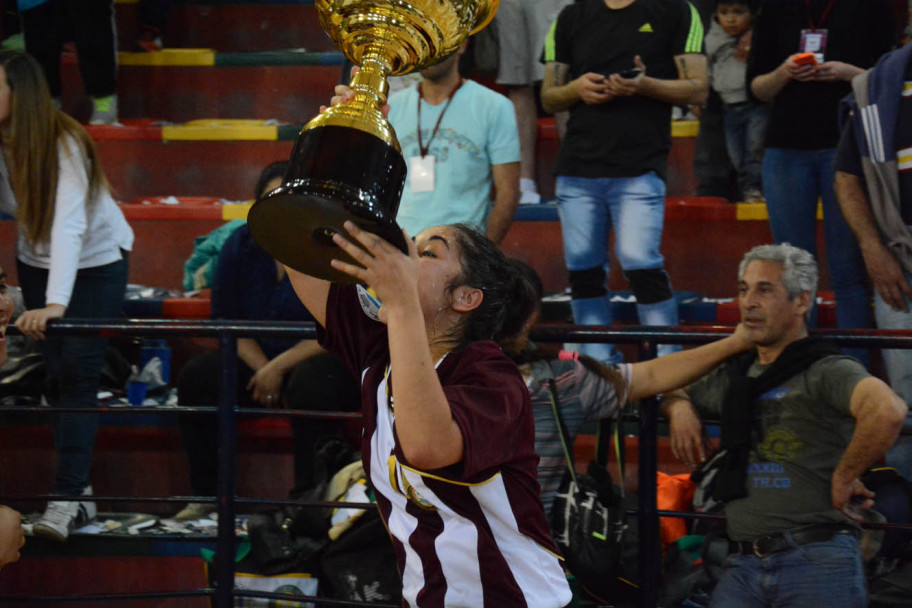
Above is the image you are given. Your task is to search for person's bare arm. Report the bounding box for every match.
[751,54,817,102]
[0,506,23,571]
[330,222,464,469]
[628,324,750,400]
[284,267,330,327]
[832,377,908,518]
[835,171,912,312]
[660,391,710,466]
[608,54,708,107]
[486,162,520,244]
[541,61,612,114]
[245,340,326,405]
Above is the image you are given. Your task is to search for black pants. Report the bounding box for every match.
[17,253,129,494]
[177,350,360,497]
[21,0,116,98]
[138,0,172,32]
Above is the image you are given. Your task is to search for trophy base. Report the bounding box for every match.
[248,185,409,285]
[248,124,408,284]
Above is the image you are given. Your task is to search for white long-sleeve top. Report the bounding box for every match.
[0,135,134,307]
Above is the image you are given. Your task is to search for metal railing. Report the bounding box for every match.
[2,319,912,607]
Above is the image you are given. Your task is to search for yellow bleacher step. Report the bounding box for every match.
[161,119,280,141]
[119,49,216,67]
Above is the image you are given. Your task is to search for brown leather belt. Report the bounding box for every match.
[729,524,860,558]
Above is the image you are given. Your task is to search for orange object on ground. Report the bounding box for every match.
[657,471,696,548]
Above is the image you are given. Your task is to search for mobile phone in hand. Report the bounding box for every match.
[793,52,818,67]
[618,67,643,79]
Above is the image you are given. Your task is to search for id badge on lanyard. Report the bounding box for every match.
[408,79,463,195]
[799,28,827,64]
[409,155,436,193]
[800,0,833,64]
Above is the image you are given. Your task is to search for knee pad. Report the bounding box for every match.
[625,268,673,304]
[568,267,607,300]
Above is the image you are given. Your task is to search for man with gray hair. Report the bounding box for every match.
[661,243,907,608]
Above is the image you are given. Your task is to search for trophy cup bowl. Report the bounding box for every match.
[248,0,499,283]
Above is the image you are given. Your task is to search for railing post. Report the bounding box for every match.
[215,332,239,608]
[637,339,661,607]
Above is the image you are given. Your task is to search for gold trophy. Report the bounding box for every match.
[248,0,499,283]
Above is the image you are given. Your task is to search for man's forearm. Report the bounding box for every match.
[835,378,908,484]
[541,62,579,114]
[638,74,708,107]
[834,171,882,252]
[486,162,520,244]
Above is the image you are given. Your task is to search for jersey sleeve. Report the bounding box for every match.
[317,284,387,375]
[670,1,705,56]
[444,346,535,481]
[543,3,575,65]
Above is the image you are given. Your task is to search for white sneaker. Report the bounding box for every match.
[32,486,97,542]
[173,502,214,522]
[519,177,541,205]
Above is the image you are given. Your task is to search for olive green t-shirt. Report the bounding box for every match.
[689,355,870,541]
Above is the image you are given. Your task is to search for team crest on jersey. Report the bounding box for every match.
[356,284,382,321]
[405,482,437,511]
[390,455,438,511]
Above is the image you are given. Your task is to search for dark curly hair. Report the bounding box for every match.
[441,224,538,350]
[255,161,289,199]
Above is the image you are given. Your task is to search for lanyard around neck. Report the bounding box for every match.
[417,79,464,158]
[804,0,835,29]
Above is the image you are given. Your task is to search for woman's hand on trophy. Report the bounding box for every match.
[319,66,391,117]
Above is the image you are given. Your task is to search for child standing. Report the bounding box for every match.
[705,0,769,203]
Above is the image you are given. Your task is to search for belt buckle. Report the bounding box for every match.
[752,536,770,558]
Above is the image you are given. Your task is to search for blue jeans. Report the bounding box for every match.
[723,102,769,197]
[874,275,912,479]
[18,254,129,494]
[762,147,873,365]
[556,173,680,363]
[710,534,866,608]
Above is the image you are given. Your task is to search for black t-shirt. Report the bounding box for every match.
[747,0,896,150]
[834,59,912,225]
[548,0,703,179]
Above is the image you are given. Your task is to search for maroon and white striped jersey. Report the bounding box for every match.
[318,285,572,607]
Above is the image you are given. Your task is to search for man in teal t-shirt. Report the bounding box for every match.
[662,243,907,608]
[387,42,521,243]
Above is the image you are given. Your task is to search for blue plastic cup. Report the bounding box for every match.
[127,380,148,406]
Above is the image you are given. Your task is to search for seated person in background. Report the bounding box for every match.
[661,243,907,608]
[181,164,286,292]
[503,260,751,516]
[174,163,360,521]
[0,266,24,570]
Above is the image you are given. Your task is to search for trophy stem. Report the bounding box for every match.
[350,52,392,111]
